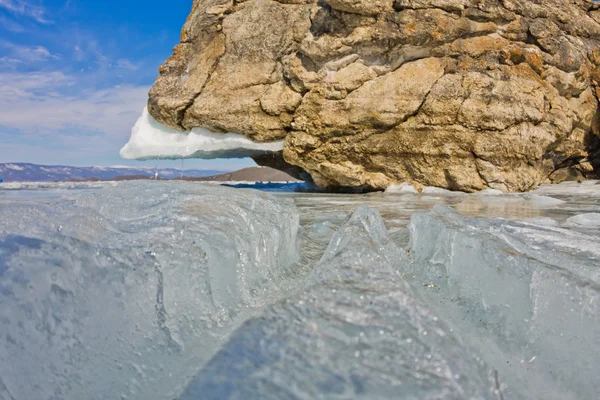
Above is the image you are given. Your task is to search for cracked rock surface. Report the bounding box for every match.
[149,0,600,192]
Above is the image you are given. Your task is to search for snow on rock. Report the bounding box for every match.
[408,206,600,400]
[120,107,284,160]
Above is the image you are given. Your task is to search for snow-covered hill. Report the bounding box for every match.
[0,163,226,182]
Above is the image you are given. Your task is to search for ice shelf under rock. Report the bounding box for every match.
[182,206,494,400]
[407,205,600,400]
[120,107,284,160]
[0,182,301,400]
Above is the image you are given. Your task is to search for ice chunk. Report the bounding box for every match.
[385,182,420,193]
[471,193,565,209]
[407,206,600,400]
[478,188,505,196]
[455,192,568,222]
[385,183,458,195]
[521,217,559,227]
[182,206,494,400]
[422,186,455,194]
[521,194,565,207]
[120,107,284,160]
[0,182,301,400]
[565,212,600,228]
[532,180,600,197]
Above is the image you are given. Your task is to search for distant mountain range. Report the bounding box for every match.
[0,163,227,182]
[187,167,301,183]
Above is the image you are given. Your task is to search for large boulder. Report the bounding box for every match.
[148,0,600,192]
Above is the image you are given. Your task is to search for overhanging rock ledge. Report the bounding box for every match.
[143,0,600,192]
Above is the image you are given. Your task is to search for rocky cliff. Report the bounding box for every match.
[147,0,600,192]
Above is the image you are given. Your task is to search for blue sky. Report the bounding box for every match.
[0,0,253,170]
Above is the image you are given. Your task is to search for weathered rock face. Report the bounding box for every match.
[149,0,600,192]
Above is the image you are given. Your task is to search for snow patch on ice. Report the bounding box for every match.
[120,107,284,160]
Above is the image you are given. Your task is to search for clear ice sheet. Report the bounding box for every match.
[0,182,303,400]
[0,180,599,400]
[407,206,600,400]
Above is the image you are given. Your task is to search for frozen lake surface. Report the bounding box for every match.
[0,180,599,399]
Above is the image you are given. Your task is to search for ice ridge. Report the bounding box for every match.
[181,206,494,400]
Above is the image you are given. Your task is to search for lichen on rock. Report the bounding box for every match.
[147,0,600,192]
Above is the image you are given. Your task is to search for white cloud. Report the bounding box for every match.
[0,56,22,65]
[0,71,149,140]
[18,45,56,62]
[0,136,122,165]
[116,58,139,71]
[0,0,51,24]
[0,70,152,165]
[70,39,109,66]
[21,45,58,61]
[0,42,60,65]
[0,71,74,97]
[73,45,84,61]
